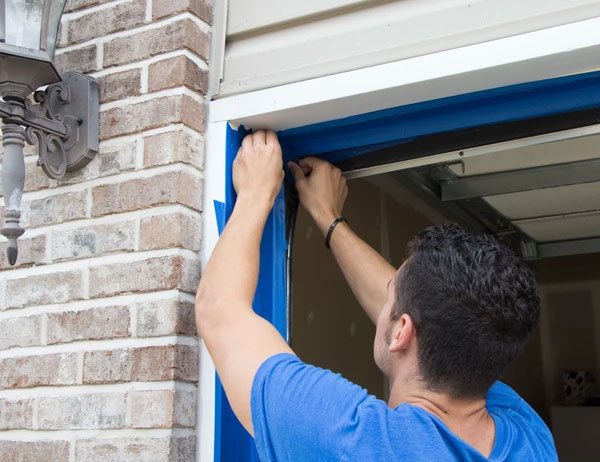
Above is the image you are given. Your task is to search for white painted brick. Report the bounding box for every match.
[0,315,42,350]
[37,393,126,429]
[51,220,136,261]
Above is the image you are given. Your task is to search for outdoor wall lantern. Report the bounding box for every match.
[0,0,99,265]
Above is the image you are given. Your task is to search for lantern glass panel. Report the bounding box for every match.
[5,0,43,51]
[46,0,66,58]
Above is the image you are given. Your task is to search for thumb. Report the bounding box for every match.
[287,161,307,184]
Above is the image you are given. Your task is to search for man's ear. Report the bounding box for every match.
[388,313,415,353]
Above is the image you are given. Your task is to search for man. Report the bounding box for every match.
[195,130,557,461]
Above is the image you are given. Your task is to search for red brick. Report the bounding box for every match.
[143,129,204,169]
[55,45,98,74]
[153,0,212,23]
[91,171,202,216]
[0,441,70,461]
[21,190,88,228]
[98,68,142,104]
[103,19,209,68]
[5,269,84,309]
[83,344,199,384]
[148,55,208,94]
[37,393,126,429]
[136,299,196,337]
[89,255,196,297]
[132,345,198,382]
[47,305,130,344]
[0,399,33,429]
[68,0,147,45]
[64,0,110,13]
[139,213,201,252]
[92,172,176,215]
[179,170,203,212]
[83,349,132,383]
[0,315,42,349]
[99,95,205,140]
[0,234,47,269]
[51,220,136,261]
[0,353,78,389]
[182,95,205,133]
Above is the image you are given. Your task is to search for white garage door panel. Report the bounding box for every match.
[515,211,600,242]
[220,0,600,97]
[450,134,600,177]
[484,182,600,221]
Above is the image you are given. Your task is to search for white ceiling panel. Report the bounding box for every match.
[514,211,600,242]
[484,181,600,220]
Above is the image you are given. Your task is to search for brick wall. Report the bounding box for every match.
[0,0,211,460]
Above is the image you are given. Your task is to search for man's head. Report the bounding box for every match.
[374,223,540,399]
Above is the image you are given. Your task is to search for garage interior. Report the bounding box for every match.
[290,129,600,461]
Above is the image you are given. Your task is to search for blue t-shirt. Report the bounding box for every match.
[251,353,557,461]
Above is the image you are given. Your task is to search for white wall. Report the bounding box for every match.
[538,278,600,410]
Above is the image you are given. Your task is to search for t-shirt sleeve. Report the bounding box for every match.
[487,381,558,460]
[251,353,370,462]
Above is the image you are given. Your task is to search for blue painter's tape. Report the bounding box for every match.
[214,123,288,462]
[253,185,288,335]
[213,200,231,236]
[278,70,600,164]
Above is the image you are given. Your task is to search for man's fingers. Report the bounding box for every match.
[241,133,253,150]
[253,130,266,146]
[265,130,278,145]
[288,161,312,177]
[287,161,308,184]
[298,156,326,170]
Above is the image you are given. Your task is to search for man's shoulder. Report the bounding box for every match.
[487,382,558,461]
[486,381,526,411]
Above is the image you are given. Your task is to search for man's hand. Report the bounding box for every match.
[288,157,348,235]
[234,130,285,211]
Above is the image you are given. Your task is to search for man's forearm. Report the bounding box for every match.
[315,216,396,324]
[195,196,270,332]
[193,131,294,435]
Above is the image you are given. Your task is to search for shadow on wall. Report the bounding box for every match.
[291,175,441,399]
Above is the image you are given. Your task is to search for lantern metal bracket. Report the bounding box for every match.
[0,72,99,179]
[0,72,99,264]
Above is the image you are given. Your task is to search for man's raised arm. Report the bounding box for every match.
[288,157,396,323]
[195,131,294,436]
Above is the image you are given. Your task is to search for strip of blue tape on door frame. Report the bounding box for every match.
[214,123,287,462]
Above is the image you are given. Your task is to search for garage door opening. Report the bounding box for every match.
[290,127,600,461]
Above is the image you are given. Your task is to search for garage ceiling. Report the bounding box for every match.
[443,132,600,258]
[390,130,600,259]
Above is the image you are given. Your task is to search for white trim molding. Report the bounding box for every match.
[210,16,600,131]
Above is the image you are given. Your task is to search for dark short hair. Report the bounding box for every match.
[394,223,540,399]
